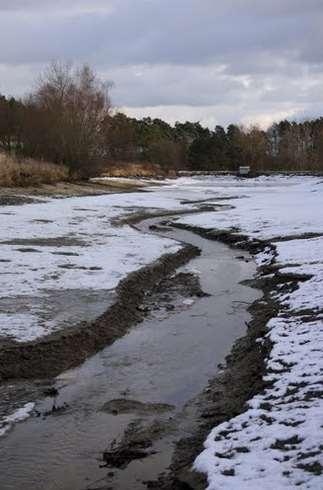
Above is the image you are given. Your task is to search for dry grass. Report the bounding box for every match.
[0,154,69,187]
[101,161,176,178]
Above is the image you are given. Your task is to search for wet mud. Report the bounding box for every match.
[0,180,149,205]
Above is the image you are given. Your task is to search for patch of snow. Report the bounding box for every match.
[276,263,323,312]
[0,403,35,438]
[272,237,323,312]
[255,246,275,266]
[275,237,323,266]
[182,298,195,306]
[0,313,47,342]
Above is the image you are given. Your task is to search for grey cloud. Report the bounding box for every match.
[0,0,323,127]
[0,0,112,12]
[0,0,321,68]
[107,64,255,107]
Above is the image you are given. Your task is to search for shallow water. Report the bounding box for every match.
[0,221,261,490]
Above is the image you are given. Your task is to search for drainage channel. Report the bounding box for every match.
[0,218,260,490]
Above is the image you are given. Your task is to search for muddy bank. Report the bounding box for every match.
[0,244,200,381]
[172,221,275,255]
[113,205,224,227]
[0,180,150,205]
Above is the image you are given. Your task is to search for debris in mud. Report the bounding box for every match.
[144,272,209,315]
[102,418,175,470]
[132,270,208,322]
[103,442,154,468]
[43,387,59,397]
[40,402,70,417]
[101,398,175,416]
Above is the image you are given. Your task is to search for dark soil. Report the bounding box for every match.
[103,418,176,470]
[101,399,175,416]
[0,196,40,206]
[1,237,88,247]
[0,180,148,205]
[113,206,225,228]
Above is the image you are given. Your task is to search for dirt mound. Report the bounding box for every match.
[101,399,174,415]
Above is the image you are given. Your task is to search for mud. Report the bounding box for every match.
[103,418,176,470]
[0,195,40,206]
[179,196,247,205]
[101,399,175,416]
[0,180,149,205]
[1,237,88,247]
[112,206,224,227]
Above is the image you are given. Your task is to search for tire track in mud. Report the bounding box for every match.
[0,242,199,381]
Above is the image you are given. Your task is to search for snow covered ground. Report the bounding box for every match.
[0,180,232,342]
[177,174,323,240]
[0,190,187,342]
[0,402,35,437]
[173,175,323,489]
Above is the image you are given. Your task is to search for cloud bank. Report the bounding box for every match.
[0,0,322,127]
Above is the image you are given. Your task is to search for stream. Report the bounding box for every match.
[0,218,261,490]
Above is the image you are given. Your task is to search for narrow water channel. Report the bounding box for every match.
[0,220,260,490]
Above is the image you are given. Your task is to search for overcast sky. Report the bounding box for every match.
[0,0,322,128]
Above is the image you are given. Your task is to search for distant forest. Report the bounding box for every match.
[1,63,323,177]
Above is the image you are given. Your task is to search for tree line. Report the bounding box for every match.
[0,63,322,177]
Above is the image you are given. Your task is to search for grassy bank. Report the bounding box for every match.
[100,161,176,178]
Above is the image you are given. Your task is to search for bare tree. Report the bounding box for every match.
[24,62,112,176]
